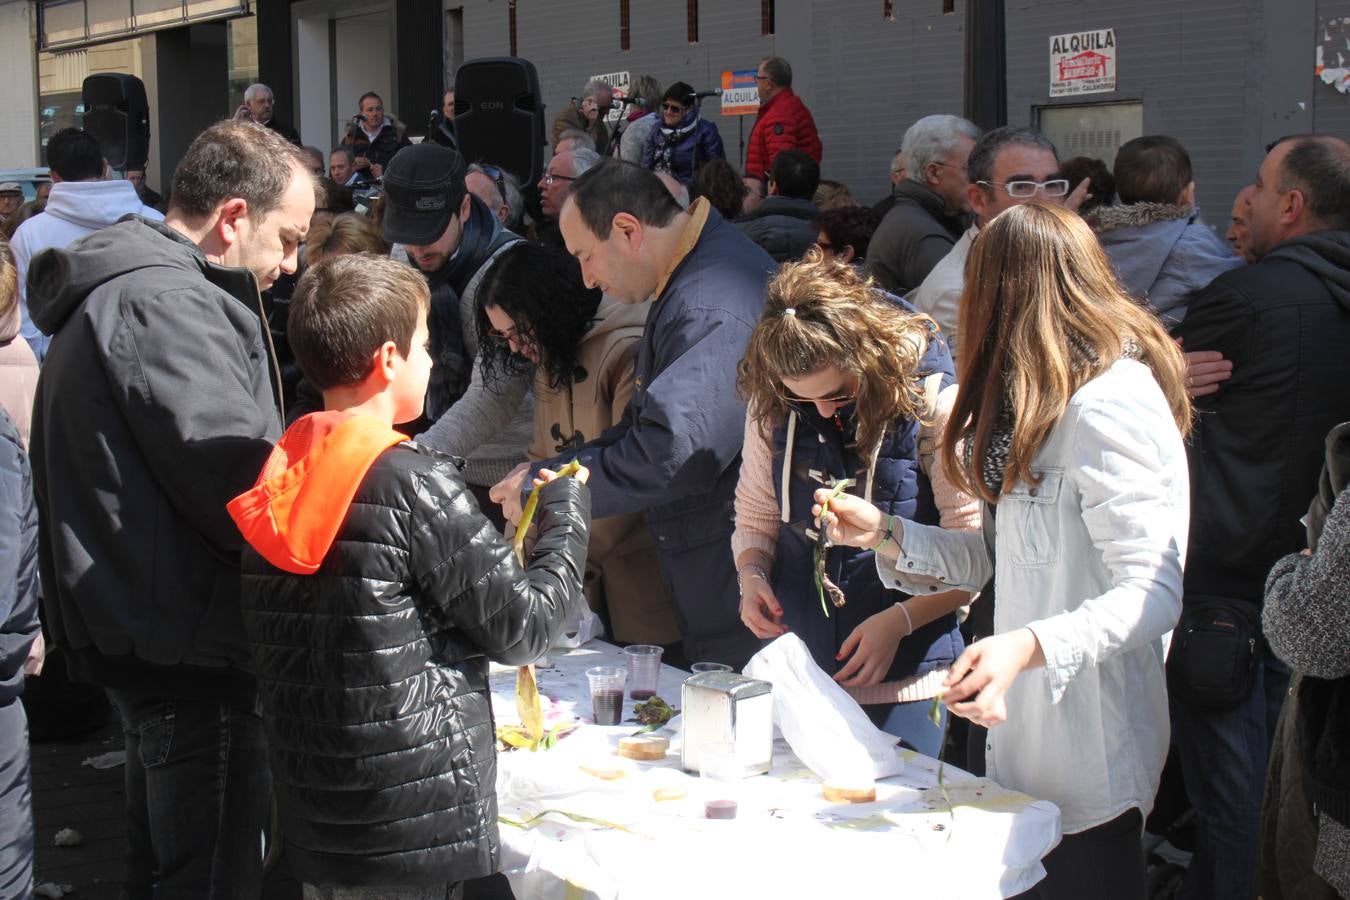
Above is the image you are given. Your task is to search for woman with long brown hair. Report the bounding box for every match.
[818,202,1190,898]
[733,252,978,754]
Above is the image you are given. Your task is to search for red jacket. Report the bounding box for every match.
[744,88,823,181]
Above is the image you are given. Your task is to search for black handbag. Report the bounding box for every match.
[1166,596,1262,709]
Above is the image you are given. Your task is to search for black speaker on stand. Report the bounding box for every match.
[453,57,545,188]
[82,73,151,171]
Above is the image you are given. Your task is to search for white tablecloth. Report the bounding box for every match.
[489,642,1061,899]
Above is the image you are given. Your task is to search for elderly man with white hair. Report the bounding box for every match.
[865,114,981,295]
[234,82,300,144]
[551,78,614,156]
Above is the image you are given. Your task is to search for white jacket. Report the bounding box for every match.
[11,179,163,361]
[909,224,976,361]
[880,359,1188,833]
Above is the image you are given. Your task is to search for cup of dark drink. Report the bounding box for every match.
[622,644,663,700]
[585,666,627,726]
[699,740,741,819]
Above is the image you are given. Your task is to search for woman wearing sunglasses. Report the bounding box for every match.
[477,242,680,651]
[641,81,726,187]
[733,252,978,754]
[816,202,1191,898]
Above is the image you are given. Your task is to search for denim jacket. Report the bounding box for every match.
[879,359,1189,832]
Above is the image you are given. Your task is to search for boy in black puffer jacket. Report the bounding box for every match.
[229,253,591,899]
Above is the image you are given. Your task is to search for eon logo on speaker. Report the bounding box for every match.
[480,101,506,110]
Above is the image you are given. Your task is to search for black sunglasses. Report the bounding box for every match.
[480,163,508,203]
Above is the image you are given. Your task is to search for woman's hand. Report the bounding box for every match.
[739,571,787,639]
[833,606,906,688]
[942,629,1045,728]
[812,490,888,548]
[490,463,531,524]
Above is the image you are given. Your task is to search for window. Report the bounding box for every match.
[508,0,517,56]
[761,0,774,36]
[687,0,698,43]
[620,0,631,51]
[226,15,257,113]
[1037,102,1143,170]
[883,0,894,20]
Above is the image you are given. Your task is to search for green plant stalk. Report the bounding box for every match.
[813,479,855,617]
[499,808,642,835]
[930,693,954,827]
[512,459,583,565]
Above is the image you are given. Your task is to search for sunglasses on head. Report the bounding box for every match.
[480,163,508,202]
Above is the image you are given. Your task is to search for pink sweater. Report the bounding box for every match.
[731,383,980,705]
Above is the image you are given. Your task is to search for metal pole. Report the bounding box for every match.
[964,0,1007,131]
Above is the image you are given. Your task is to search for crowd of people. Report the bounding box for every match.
[0,55,1346,900]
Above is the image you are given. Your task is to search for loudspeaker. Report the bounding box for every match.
[82,74,151,171]
[453,57,545,188]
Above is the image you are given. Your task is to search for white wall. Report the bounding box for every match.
[0,0,39,167]
[334,13,392,141]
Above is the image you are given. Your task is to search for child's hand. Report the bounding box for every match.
[812,490,887,548]
[533,464,589,487]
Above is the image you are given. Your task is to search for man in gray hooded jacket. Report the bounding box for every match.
[1086,135,1242,326]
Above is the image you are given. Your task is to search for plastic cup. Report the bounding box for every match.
[699,740,741,819]
[623,644,663,700]
[690,662,733,674]
[585,666,627,726]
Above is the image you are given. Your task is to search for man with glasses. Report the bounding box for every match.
[910,126,1084,360]
[866,114,982,297]
[467,162,523,230]
[743,57,822,209]
[535,149,602,247]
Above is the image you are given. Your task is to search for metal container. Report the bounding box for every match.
[680,672,774,776]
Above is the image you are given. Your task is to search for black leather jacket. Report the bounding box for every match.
[240,444,590,887]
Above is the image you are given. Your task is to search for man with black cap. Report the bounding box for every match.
[379,143,533,519]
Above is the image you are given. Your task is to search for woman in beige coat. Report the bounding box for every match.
[479,242,680,651]
[0,238,37,447]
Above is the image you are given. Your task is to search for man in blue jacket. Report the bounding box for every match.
[492,160,776,669]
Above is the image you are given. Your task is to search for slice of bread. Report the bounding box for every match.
[580,761,627,781]
[617,735,670,761]
[823,782,877,804]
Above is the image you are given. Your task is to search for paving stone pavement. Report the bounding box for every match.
[28,714,300,899]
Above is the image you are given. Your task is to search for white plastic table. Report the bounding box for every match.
[489,641,1061,900]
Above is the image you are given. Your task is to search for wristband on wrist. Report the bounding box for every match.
[873,514,895,551]
[736,563,769,596]
[894,600,914,637]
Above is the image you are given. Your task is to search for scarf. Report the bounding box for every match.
[653,111,699,174]
[968,336,1142,497]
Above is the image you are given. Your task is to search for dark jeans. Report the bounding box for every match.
[108,688,270,900]
[1019,808,1145,900]
[1173,651,1289,900]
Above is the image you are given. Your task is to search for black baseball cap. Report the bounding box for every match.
[381,144,468,245]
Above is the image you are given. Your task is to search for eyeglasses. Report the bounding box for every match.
[976,178,1070,198]
[541,172,575,188]
[754,75,772,83]
[776,385,858,406]
[480,163,508,202]
[662,103,686,113]
[816,240,835,251]
[486,322,532,344]
[930,160,967,173]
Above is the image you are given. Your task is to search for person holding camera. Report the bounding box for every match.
[551,79,614,157]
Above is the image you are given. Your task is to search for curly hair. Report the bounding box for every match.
[475,242,603,390]
[692,159,748,222]
[737,249,934,459]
